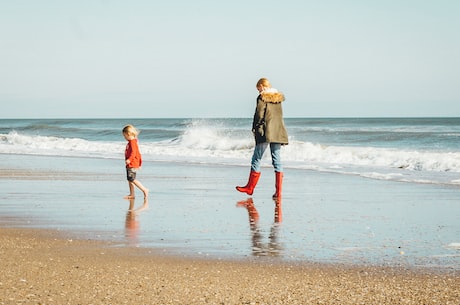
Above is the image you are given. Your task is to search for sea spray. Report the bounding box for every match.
[1,118,459,185]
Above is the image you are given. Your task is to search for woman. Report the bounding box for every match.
[236,78,288,199]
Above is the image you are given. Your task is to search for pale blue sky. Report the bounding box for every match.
[1,0,459,118]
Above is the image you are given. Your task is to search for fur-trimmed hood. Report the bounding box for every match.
[259,88,285,104]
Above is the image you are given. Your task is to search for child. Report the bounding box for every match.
[122,125,149,200]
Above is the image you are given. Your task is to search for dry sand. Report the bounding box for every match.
[0,228,458,305]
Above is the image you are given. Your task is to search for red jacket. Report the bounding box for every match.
[125,139,142,168]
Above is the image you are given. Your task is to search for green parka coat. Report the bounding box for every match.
[252,89,289,145]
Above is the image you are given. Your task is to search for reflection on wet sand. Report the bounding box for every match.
[128,197,149,213]
[124,198,149,246]
[237,198,283,257]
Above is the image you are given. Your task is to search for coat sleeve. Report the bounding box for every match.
[252,98,267,143]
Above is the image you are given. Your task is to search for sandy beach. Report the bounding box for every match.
[1,227,459,305]
[1,152,459,304]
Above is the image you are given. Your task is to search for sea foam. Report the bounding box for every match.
[2,118,460,186]
[2,129,460,173]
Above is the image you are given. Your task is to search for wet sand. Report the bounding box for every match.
[1,227,458,305]
[2,155,459,269]
[1,154,459,303]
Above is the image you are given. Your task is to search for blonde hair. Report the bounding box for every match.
[122,124,139,137]
[256,78,271,88]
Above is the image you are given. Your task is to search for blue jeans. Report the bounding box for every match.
[251,142,282,172]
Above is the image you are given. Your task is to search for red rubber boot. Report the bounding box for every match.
[236,171,261,195]
[272,171,283,200]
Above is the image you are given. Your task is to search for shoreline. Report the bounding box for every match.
[1,153,459,271]
[1,227,459,304]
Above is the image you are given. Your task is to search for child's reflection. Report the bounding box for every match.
[237,198,283,257]
[124,198,148,246]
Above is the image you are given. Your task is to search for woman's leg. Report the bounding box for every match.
[270,143,284,199]
[251,142,269,172]
[270,143,282,172]
[236,143,267,195]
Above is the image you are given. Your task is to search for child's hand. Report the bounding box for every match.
[125,159,131,165]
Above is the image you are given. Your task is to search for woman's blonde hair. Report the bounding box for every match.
[256,78,271,88]
[122,124,139,137]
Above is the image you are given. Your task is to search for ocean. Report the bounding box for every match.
[1,118,459,269]
[1,117,459,186]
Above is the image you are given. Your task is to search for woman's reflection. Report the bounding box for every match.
[237,198,283,257]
